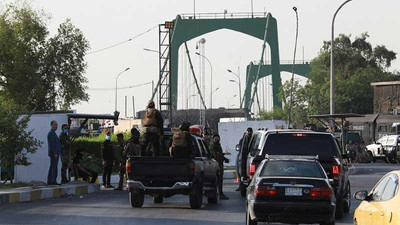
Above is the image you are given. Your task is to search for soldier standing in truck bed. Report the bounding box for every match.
[142,100,164,156]
[170,122,192,158]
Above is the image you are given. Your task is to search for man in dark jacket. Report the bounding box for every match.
[142,100,164,156]
[239,127,253,181]
[59,124,71,184]
[47,120,62,185]
[102,132,115,188]
[210,133,230,200]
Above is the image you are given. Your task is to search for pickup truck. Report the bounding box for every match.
[245,129,351,219]
[126,134,219,209]
[366,134,400,163]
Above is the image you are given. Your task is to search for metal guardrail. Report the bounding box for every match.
[252,60,311,65]
[180,12,268,20]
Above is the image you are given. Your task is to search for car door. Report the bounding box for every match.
[376,174,398,225]
[357,175,390,225]
[197,138,214,180]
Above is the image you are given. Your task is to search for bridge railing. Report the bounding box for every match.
[251,60,311,65]
[180,12,268,20]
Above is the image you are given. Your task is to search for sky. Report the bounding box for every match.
[5,0,400,116]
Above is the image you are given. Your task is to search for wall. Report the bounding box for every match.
[218,120,286,166]
[14,113,68,183]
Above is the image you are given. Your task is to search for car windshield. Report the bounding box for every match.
[260,160,325,178]
[263,133,339,158]
[386,137,396,146]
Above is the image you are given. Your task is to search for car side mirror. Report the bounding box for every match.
[354,190,368,201]
[235,144,241,151]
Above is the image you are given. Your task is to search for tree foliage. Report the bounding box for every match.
[304,33,398,115]
[0,2,90,111]
[0,97,42,183]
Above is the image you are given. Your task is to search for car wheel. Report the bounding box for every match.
[335,193,344,219]
[246,206,257,225]
[129,190,144,208]
[240,182,247,197]
[189,182,203,209]
[153,196,163,203]
[343,183,351,213]
[207,175,218,204]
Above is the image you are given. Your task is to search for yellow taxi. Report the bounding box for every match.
[353,170,400,225]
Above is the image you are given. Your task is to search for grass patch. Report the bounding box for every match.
[0,182,28,190]
[224,166,236,170]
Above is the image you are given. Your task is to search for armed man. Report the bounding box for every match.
[102,132,115,188]
[114,133,126,190]
[142,100,164,156]
[125,128,143,157]
[59,124,71,184]
[170,122,192,158]
[210,133,230,200]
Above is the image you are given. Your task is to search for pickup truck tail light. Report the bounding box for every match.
[189,162,195,173]
[310,187,332,197]
[126,161,131,173]
[254,185,276,196]
[249,164,256,176]
[332,165,340,177]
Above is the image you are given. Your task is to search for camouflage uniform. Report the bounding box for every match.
[59,131,71,183]
[210,139,228,197]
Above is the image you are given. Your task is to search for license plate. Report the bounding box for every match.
[285,187,302,196]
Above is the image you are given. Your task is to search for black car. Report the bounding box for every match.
[247,130,351,219]
[246,155,336,225]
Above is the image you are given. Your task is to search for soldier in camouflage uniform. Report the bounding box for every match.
[142,100,164,156]
[114,133,126,190]
[59,124,71,184]
[210,133,230,200]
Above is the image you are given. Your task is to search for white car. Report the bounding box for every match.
[366,135,400,162]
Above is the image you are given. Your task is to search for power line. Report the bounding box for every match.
[86,25,158,55]
[88,81,152,91]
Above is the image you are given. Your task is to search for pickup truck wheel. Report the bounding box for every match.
[129,190,144,208]
[335,192,344,219]
[153,196,163,204]
[240,182,247,197]
[189,182,203,209]
[343,183,351,213]
[207,175,218,204]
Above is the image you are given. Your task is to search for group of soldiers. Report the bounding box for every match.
[57,100,230,198]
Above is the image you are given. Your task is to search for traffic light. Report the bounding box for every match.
[113,111,120,126]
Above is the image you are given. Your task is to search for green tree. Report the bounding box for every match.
[303,33,398,115]
[0,2,89,111]
[0,97,41,183]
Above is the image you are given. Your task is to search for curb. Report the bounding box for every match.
[0,183,100,205]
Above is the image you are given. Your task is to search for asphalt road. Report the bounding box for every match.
[0,164,397,225]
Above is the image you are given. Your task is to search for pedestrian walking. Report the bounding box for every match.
[210,133,230,200]
[47,120,62,185]
[142,100,164,156]
[102,132,115,188]
[59,124,71,184]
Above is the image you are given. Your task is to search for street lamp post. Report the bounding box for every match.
[228,94,237,109]
[186,94,197,109]
[227,69,242,108]
[330,0,353,122]
[195,52,213,108]
[115,67,130,112]
[229,79,241,107]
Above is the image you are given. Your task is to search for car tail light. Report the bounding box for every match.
[291,133,308,137]
[249,164,256,176]
[236,177,240,183]
[310,187,332,197]
[254,185,276,196]
[332,165,340,177]
[189,162,195,173]
[126,161,131,173]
